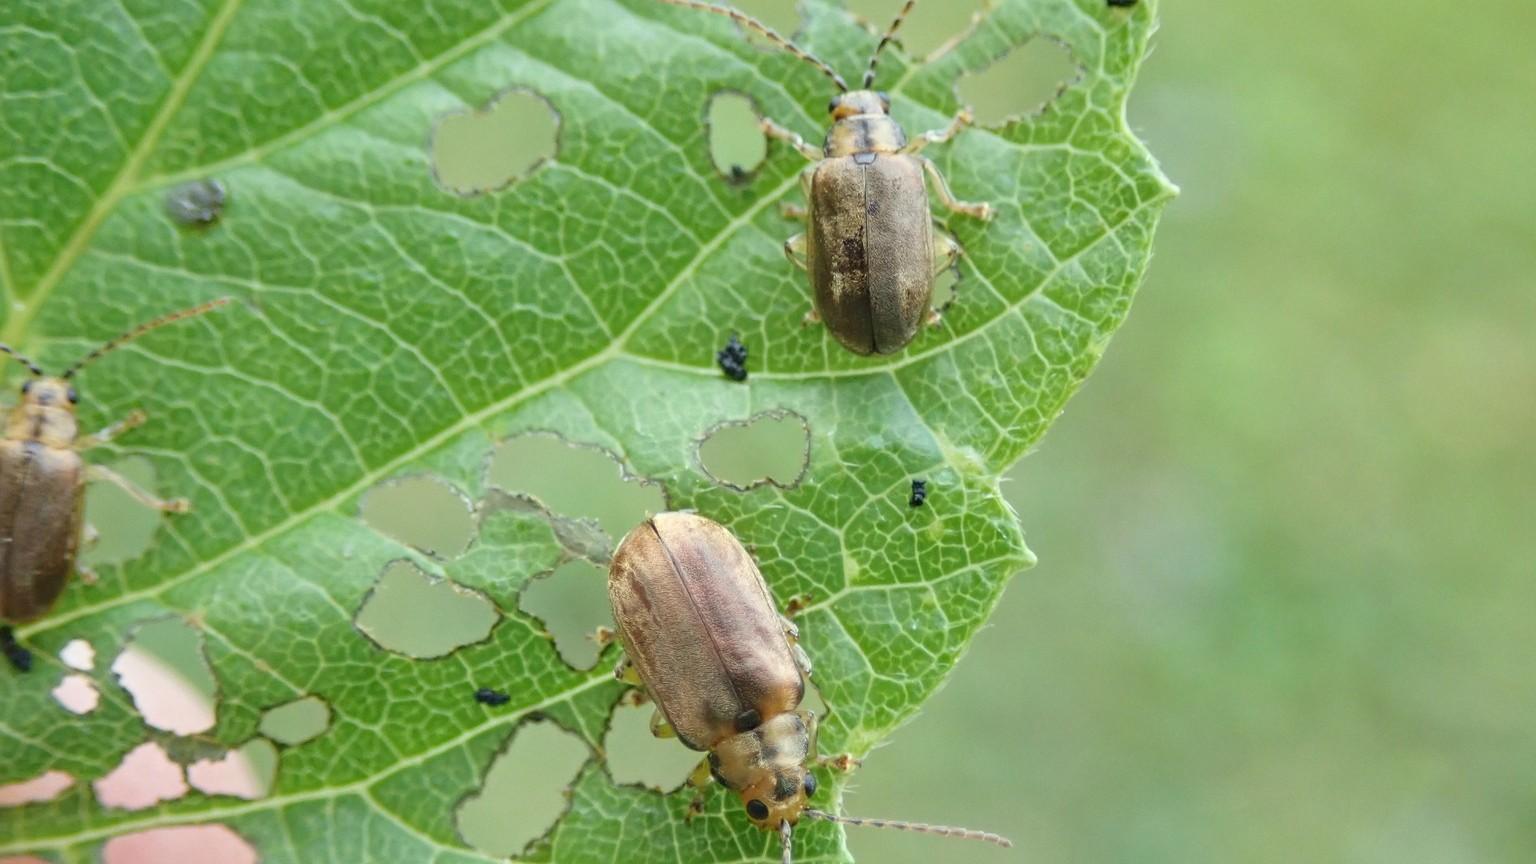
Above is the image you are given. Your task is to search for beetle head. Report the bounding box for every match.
[738,763,818,832]
[828,90,891,121]
[8,377,80,446]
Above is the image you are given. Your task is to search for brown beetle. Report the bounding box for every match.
[655,0,992,355]
[608,512,1011,861]
[0,299,229,639]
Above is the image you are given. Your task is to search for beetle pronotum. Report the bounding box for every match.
[608,512,1011,862]
[0,298,231,650]
[655,0,993,356]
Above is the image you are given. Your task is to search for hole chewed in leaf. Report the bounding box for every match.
[707,92,766,183]
[52,673,100,714]
[0,771,74,807]
[456,720,589,857]
[603,700,700,792]
[102,825,257,864]
[698,411,811,490]
[431,89,559,196]
[488,434,664,543]
[59,638,94,671]
[518,560,612,671]
[259,695,331,746]
[360,474,475,559]
[82,457,167,568]
[188,739,278,800]
[112,618,217,736]
[731,0,799,37]
[958,36,1081,126]
[354,560,498,658]
[847,0,985,59]
[93,742,189,810]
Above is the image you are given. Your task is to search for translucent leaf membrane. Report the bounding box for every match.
[0,0,1171,860]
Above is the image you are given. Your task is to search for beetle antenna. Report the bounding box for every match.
[0,345,44,378]
[802,809,1013,848]
[781,819,793,864]
[863,0,917,88]
[653,0,848,91]
[63,297,232,379]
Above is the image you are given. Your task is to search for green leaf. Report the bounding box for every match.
[0,0,1172,860]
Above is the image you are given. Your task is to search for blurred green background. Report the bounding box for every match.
[831,1,1536,862]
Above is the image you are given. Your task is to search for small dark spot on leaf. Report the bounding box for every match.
[475,688,512,706]
[1107,0,1137,6]
[1,626,32,672]
[716,334,749,381]
[165,179,227,228]
[909,479,928,507]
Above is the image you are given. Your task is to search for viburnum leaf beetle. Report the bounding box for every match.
[0,298,230,643]
[654,0,993,356]
[608,512,1012,861]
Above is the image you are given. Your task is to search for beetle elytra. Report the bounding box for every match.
[608,512,1011,861]
[655,0,993,356]
[0,298,231,636]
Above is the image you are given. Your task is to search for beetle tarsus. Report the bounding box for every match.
[783,234,809,272]
[800,308,821,327]
[780,202,808,220]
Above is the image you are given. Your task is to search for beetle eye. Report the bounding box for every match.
[66,387,79,404]
[827,99,838,114]
[746,799,770,821]
[19,380,31,395]
[803,774,817,797]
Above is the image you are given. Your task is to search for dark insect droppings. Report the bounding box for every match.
[1107,0,1138,6]
[165,178,227,228]
[474,687,511,706]
[716,334,749,382]
[1,626,32,673]
[909,479,928,508]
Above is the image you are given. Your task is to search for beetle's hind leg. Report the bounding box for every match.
[87,464,190,513]
[921,157,993,221]
[761,117,821,162]
[76,410,147,450]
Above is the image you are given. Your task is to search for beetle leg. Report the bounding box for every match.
[760,117,822,162]
[801,307,821,327]
[649,708,677,739]
[925,307,945,329]
[779,614,800,642]
[86,465,190,513]
[920,157,993,221]
[77,564,99,585]
[780,202,808,220]
[613,656,644,687]
[75,409,147,450]
[902,107,974,155]
[783,233,809,272]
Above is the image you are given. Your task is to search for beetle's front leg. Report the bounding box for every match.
[760,117,822,162]
[75,410,147,450]
[649,707,676,739]
[684,758,715,822]
[902,107,974,155]
[784,232,809,272]
[780,614,814,678]
[921,157,993,221]
[86,464,190,513]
